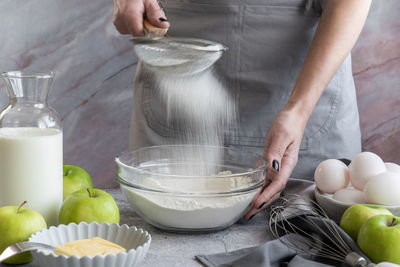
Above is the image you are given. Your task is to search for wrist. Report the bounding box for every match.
[283,100,313,124]
[284,82,322,122]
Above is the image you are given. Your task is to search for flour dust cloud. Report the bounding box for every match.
[155,68,237,176]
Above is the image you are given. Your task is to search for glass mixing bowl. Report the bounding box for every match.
[116,145,266,233]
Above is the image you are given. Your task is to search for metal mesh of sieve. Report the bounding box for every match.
[131,37,227,75]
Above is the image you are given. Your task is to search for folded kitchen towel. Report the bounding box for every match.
[196,179,373,267]
[196,235,333,267]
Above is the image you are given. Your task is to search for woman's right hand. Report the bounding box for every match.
[113,0,169,36]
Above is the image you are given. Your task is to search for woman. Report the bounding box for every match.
[113,0,371,219]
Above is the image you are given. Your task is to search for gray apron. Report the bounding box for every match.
[129,0,362,180]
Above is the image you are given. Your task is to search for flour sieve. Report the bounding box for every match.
[131,37,227,75]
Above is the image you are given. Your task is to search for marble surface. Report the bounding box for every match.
[0,0,399,187]
[0,188,271,267]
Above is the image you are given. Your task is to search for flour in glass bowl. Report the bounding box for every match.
[122,171,257,230]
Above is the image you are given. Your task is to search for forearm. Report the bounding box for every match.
[286,0,371,118]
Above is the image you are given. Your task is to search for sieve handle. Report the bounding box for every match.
[143,19,168,36]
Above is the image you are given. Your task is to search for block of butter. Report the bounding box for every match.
[55,237,127,257]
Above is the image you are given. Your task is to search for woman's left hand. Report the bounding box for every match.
[243,0,372,221]
[244,107,308,220]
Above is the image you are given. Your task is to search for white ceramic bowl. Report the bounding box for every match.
[29,222,151,267]
[314,188,400,223]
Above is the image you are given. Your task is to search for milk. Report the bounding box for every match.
[0,127,63,226]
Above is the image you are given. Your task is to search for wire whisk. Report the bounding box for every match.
[269,194,372,267]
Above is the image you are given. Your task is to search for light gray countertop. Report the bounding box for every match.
[1,188,272,267]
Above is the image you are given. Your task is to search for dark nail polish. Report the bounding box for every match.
[248,214,255,220]
[338,158,351,166]
[157,0,163,8]
[258,202,266,209]
[272,160,280,172]
[159,17,168,22]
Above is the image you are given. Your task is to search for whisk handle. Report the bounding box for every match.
[345,252,369,267]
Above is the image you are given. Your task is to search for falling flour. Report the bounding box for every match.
[154,68,237,176]
[129,52,256,230]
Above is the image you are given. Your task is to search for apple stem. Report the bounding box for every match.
[390,217,397,227]
[17,201,27,214]
[87,188,92,198]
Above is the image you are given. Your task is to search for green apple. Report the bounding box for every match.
[358,215,400,264]
[0,201,47,264]
[340,204,392,240]
[63,165,93,201]
[59,188,119,225]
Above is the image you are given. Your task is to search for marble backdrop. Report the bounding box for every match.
[0,0,136,187]
[352,1,400,166]
[0,0,399,188]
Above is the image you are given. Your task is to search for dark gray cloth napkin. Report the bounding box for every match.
[196,235,333,267]
[196,179,372,267]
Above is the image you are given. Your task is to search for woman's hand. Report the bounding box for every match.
[244,106,308,220]
[113,0,169,36]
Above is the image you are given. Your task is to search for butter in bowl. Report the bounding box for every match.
[28,222,151,267]
[54,237,127,257]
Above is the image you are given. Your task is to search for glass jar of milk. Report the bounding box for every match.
[0,71,63,226]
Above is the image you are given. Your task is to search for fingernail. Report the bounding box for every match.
[272,160,280,172]
[248,214,255,221]
[159,17,168,22]
[258,202,266,209]
[157,0,163,8]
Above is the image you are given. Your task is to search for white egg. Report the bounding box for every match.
[349,152,386,190]
[385,162,400,174]
[364,172,400,205]
[314,159,350,194]
[333,188,366,204]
